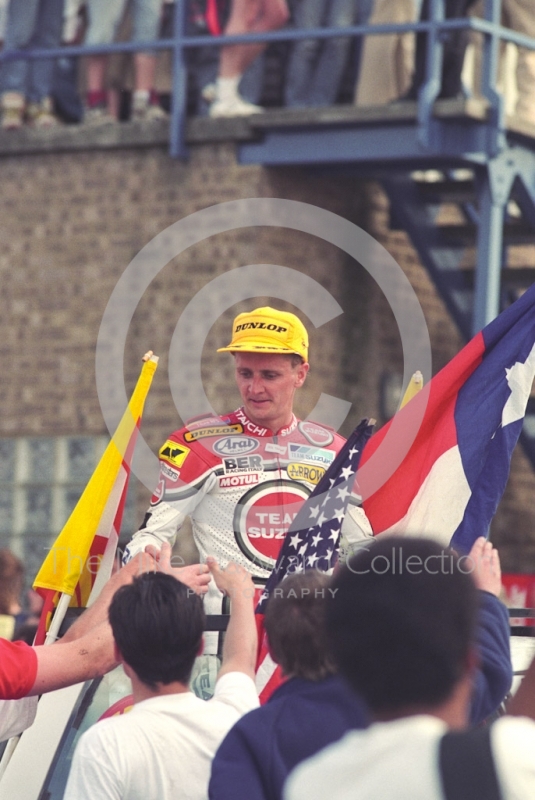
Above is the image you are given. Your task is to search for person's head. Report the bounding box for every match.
[218,307,309,431]
[0,549,24,616]
[327,536,478,718]
[265,571,336,681]
[109,572,205,689]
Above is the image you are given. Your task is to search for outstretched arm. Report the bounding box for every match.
[469,537,513,724]
[29,553,159,695]
[29,547,211,696]
[207,559,257,680]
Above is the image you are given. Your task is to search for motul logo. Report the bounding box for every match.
[219,474,260,488]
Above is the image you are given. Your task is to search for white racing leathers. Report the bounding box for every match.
[123,408,372,652]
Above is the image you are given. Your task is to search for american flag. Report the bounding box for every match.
[255,418,374,699]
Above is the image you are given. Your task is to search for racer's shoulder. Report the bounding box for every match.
[163,412,229,442]
[294,419,345,450]
[158,412,243,468]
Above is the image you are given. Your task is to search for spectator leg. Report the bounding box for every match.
[240,53,265,105]
[131,0,160,92]
[85,0,128,103]
[407,0,476,99]
[503,0,535,125]
[0,0,42,97]
[308,0,356,106]
[285,0,326,107]
[26,0,65,104]
[210,0,288,115]
[219,0,289,79]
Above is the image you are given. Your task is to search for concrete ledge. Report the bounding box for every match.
[0,115,257,157]
[0,99,530,158]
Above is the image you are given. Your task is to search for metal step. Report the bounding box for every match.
[436,223,535,247]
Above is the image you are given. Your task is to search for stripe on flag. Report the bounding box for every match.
[254,419,374,701]
[33,356,158,643]
[360,283,535,553]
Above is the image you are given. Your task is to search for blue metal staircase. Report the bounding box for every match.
[229,1,535,469]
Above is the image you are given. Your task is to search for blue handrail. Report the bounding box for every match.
[0,0,532,158]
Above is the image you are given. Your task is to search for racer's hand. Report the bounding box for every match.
[144,542,211,595]
[206,558,255,600]
[469,536,502,597]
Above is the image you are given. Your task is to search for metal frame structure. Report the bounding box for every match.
[2,0,535,456]
[2,1,533,324]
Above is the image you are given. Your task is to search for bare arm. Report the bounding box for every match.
[61,552,157,644]
[30,622,115,695]
[470,536,502,597]
[30,547,211,696]
[207,559,257,681]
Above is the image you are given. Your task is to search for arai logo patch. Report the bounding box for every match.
[213,436,259,456]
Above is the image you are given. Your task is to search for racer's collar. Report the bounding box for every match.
[230,407,298,438]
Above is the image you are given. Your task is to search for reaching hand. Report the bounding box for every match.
[117,550,158,583]
[468,536,502,597]
[206,558,255,601]
[143,542,211,595]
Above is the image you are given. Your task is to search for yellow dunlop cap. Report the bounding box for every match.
[217,307,309,361]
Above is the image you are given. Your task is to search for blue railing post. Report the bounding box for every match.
[481,0,505,155]
[418,0,444,149]
[170,0,188,159]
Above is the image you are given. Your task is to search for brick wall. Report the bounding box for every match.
[0,136,533,570]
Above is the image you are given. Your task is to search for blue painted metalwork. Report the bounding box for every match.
[3,1,535,465]
[170,0,188,160]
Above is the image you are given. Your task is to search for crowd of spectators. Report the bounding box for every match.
[0,0,533,128]
[52,535,535,799]
[0,522,532,797]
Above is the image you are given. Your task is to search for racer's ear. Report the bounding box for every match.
[295,362,309,388]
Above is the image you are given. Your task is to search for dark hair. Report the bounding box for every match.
[0,549,24,615]
[288,354,305,368]
[109,572,205,689]
[265,571,335,681]
[327,536,478,714]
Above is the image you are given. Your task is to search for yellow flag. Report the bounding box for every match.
[33,357,158,600]
[400,370,424,409]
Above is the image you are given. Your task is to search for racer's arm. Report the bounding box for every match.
[123,439,217,562]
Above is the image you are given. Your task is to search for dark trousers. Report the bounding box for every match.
[408,0,478,99]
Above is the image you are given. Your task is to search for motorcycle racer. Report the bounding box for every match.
[123,307,372,647]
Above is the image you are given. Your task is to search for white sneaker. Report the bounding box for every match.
[131,92,168,122]
[84,105,116,126]
[1,92,25,130]
[209,95,264,118]
[26,97,59,129]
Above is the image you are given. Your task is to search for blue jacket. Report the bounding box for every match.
[209,591,512,800]
[470,590,512,724]
[209,674,368,800]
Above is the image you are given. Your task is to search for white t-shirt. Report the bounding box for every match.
[64,672,259,800]
[285,715,535,800]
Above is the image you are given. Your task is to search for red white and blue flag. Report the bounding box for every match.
[255,419,374,700]
[360,284,535,553]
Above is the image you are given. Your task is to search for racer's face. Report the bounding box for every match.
[234,352,309,433]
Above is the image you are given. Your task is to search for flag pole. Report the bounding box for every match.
[43,592,73,645]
